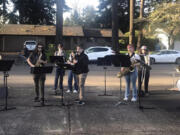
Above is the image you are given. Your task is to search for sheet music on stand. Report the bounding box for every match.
[31,66,53,107]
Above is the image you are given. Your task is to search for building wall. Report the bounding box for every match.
[0,35,45,52]
[0,35,112,52]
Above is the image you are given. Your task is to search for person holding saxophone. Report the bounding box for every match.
[27,43,47,102]
[122,44,140,102]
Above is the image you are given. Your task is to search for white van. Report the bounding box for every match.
[24,40,37,51]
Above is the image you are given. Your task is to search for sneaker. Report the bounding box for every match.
[34,97,40,102]
[73,90,78,93]
[66,89,71,93]
[131,97,137,102]
[78,101,85,105]
[123,97,128,101]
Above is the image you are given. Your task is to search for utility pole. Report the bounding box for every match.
[129,0,134,45]
[56,0,63,45]
[112,0,119,53]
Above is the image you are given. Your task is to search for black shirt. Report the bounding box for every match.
[74,51,89,75]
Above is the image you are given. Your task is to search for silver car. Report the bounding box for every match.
[24,40,37,51]
[85,46,115,61]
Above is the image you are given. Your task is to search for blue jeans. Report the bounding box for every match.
[68,70,78,91]
[124,68,138,99]
[54,67,64,90]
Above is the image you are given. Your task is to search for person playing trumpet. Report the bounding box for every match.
[27,43,47,102]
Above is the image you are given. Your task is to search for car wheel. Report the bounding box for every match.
[176,58,180,64]
[150,58,155,64]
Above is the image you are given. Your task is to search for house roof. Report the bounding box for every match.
[0,24,124,37]
[84,28,123,38]
[0,24,84,37]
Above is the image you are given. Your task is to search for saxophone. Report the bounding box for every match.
[35,53,43,67]
[117,61,138,78]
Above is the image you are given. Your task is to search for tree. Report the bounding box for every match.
[81,6,97,27]
[11,0,56,24]
[112,0,119,52]
[147,3,180,49]
[136,0,144,51]
[129,0,135,44]
[56,0,63,44]
[97,0,141,33]
[0,0,9,23]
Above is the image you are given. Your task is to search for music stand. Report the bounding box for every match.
[50,56,74,106]
[31,66,53,107]
[111,54,131,106]
[138,64,155,111]
[0,60,15,111]
[49,56,65,63]
[97,56,113,96]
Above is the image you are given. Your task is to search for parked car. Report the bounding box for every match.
[150,50,180,64]
[24,40,37,51]
[84,46,115,61]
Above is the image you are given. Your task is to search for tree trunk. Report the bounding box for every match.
[137,0,144,51]
[3,0,5,24]
[56,0,63,45]
[129,0,134,45]
[112,0,119,53]
[168,36,175,49]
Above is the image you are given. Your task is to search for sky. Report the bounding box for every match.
[64,0,99,18]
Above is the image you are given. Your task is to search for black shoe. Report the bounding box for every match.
[78,101,85,105]
[34,97,40,102]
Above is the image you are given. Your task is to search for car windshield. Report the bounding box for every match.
[26,42,36,45]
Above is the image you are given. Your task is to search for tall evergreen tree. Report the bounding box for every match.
[11,0,56,24]
[0,0,9,23]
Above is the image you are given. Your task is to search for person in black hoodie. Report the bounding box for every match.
[73,44,89,105]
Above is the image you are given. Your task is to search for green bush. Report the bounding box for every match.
[45,44,56,62]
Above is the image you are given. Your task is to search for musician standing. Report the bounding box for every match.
[122,44,140,102]
[73,44,89,105]
[66,51,78,93]
[138,45,151,96]
[27,43,47,102]
[53,44,66,94]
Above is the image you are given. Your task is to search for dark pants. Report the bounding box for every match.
[138,69,150,93]
[33,74,46,99]
[54,67,64,90]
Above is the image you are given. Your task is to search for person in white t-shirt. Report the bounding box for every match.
[121,44,140,102]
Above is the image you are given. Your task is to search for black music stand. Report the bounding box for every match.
[50,56,74,106]
[0,60,15,111]
[50,56,65,95]
[138,65,155,111]
[31,66,53,107]
[97,56,113,96]
[111,54,131,106]
[49,56,65,64]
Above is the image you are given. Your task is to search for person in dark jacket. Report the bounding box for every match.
[27,43,47,102]
[73,44,89,105]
